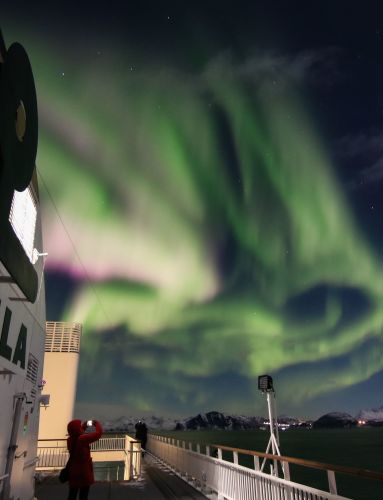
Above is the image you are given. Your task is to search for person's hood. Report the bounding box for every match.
[67,419,83,437]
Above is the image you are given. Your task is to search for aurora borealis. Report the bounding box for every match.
[4,1,383,419]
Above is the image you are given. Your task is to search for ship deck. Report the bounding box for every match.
[35,453,209,500]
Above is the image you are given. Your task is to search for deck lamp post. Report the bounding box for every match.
[258,375,283,477]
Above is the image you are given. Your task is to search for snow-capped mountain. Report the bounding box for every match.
[182,411,266,430]
[102,411,266,432]
[313,412,357,428]
[101,406,383,432]
[103,415,180,432]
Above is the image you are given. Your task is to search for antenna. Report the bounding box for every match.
[258,375,284,477]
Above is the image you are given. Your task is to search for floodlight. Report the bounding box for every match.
[258,374,274,392]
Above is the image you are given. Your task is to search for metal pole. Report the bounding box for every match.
[123,435,130,480]
[1,393,25,500]
[266,391,282,476]
[273,393,280,448]
[130,441,134,479]
[259,377,285,478]
[266,392,276,454]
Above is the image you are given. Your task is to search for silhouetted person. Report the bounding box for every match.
[135,420,148,450]
[66,419,103,500]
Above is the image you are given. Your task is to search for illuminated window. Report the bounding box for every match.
[9,187,37,263]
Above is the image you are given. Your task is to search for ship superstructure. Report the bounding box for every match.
[38,322,82,439]
[0,30,46,500]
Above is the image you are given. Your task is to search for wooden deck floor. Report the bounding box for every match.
[35,453,209,500]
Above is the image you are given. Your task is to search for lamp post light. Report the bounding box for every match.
[258,375,283,477]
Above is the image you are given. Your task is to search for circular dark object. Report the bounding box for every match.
[0,42,38,191]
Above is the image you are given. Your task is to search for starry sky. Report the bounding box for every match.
[3,1,383,419]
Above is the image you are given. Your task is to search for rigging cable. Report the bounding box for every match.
[36,168,112,327]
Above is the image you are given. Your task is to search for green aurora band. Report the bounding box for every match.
[20,35,383,416]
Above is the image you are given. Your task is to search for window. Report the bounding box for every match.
[9,187,37,263]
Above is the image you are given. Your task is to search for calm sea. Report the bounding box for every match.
[153,428,383,500]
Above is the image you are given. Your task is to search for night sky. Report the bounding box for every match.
[3,1,383,419]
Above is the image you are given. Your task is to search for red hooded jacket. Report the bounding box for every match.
[67,419,103,487]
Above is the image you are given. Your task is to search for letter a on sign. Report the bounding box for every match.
[12,324,27,369]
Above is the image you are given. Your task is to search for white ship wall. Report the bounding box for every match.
[0,211,46,500]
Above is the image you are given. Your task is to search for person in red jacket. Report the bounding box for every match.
[66,419,103,500]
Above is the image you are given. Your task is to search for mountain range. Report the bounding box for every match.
[101,406,383,432]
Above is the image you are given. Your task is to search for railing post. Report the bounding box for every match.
[206,446,210,457]
[217,448,222,460]
[130,441,135,479]
[327,470,337,494]
[254,455,260,471]
[136,440,142,478]
[233,451,238,465]
[123,435,130,480]
[283,461,290,481]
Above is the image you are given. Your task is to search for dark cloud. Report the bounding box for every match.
[45,269,81,320]
[203,47,343,90]
[336,131,383,189]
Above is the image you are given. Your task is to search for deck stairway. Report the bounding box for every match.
[35,453,208,500]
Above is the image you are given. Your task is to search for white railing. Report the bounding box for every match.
[148,435,353,500]
[124,436,142,479]
[91,437,126,451]
[37,440,68,468]
[37,435,141,481]
[45,322,81,353]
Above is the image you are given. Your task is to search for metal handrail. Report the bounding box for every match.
[148,435,350,500]
[36,435,142,481]
[91,437,126,451]
[35,438,67,442]
[210,444,383,482]
[38,437,129,451]
[23,457,40,468]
